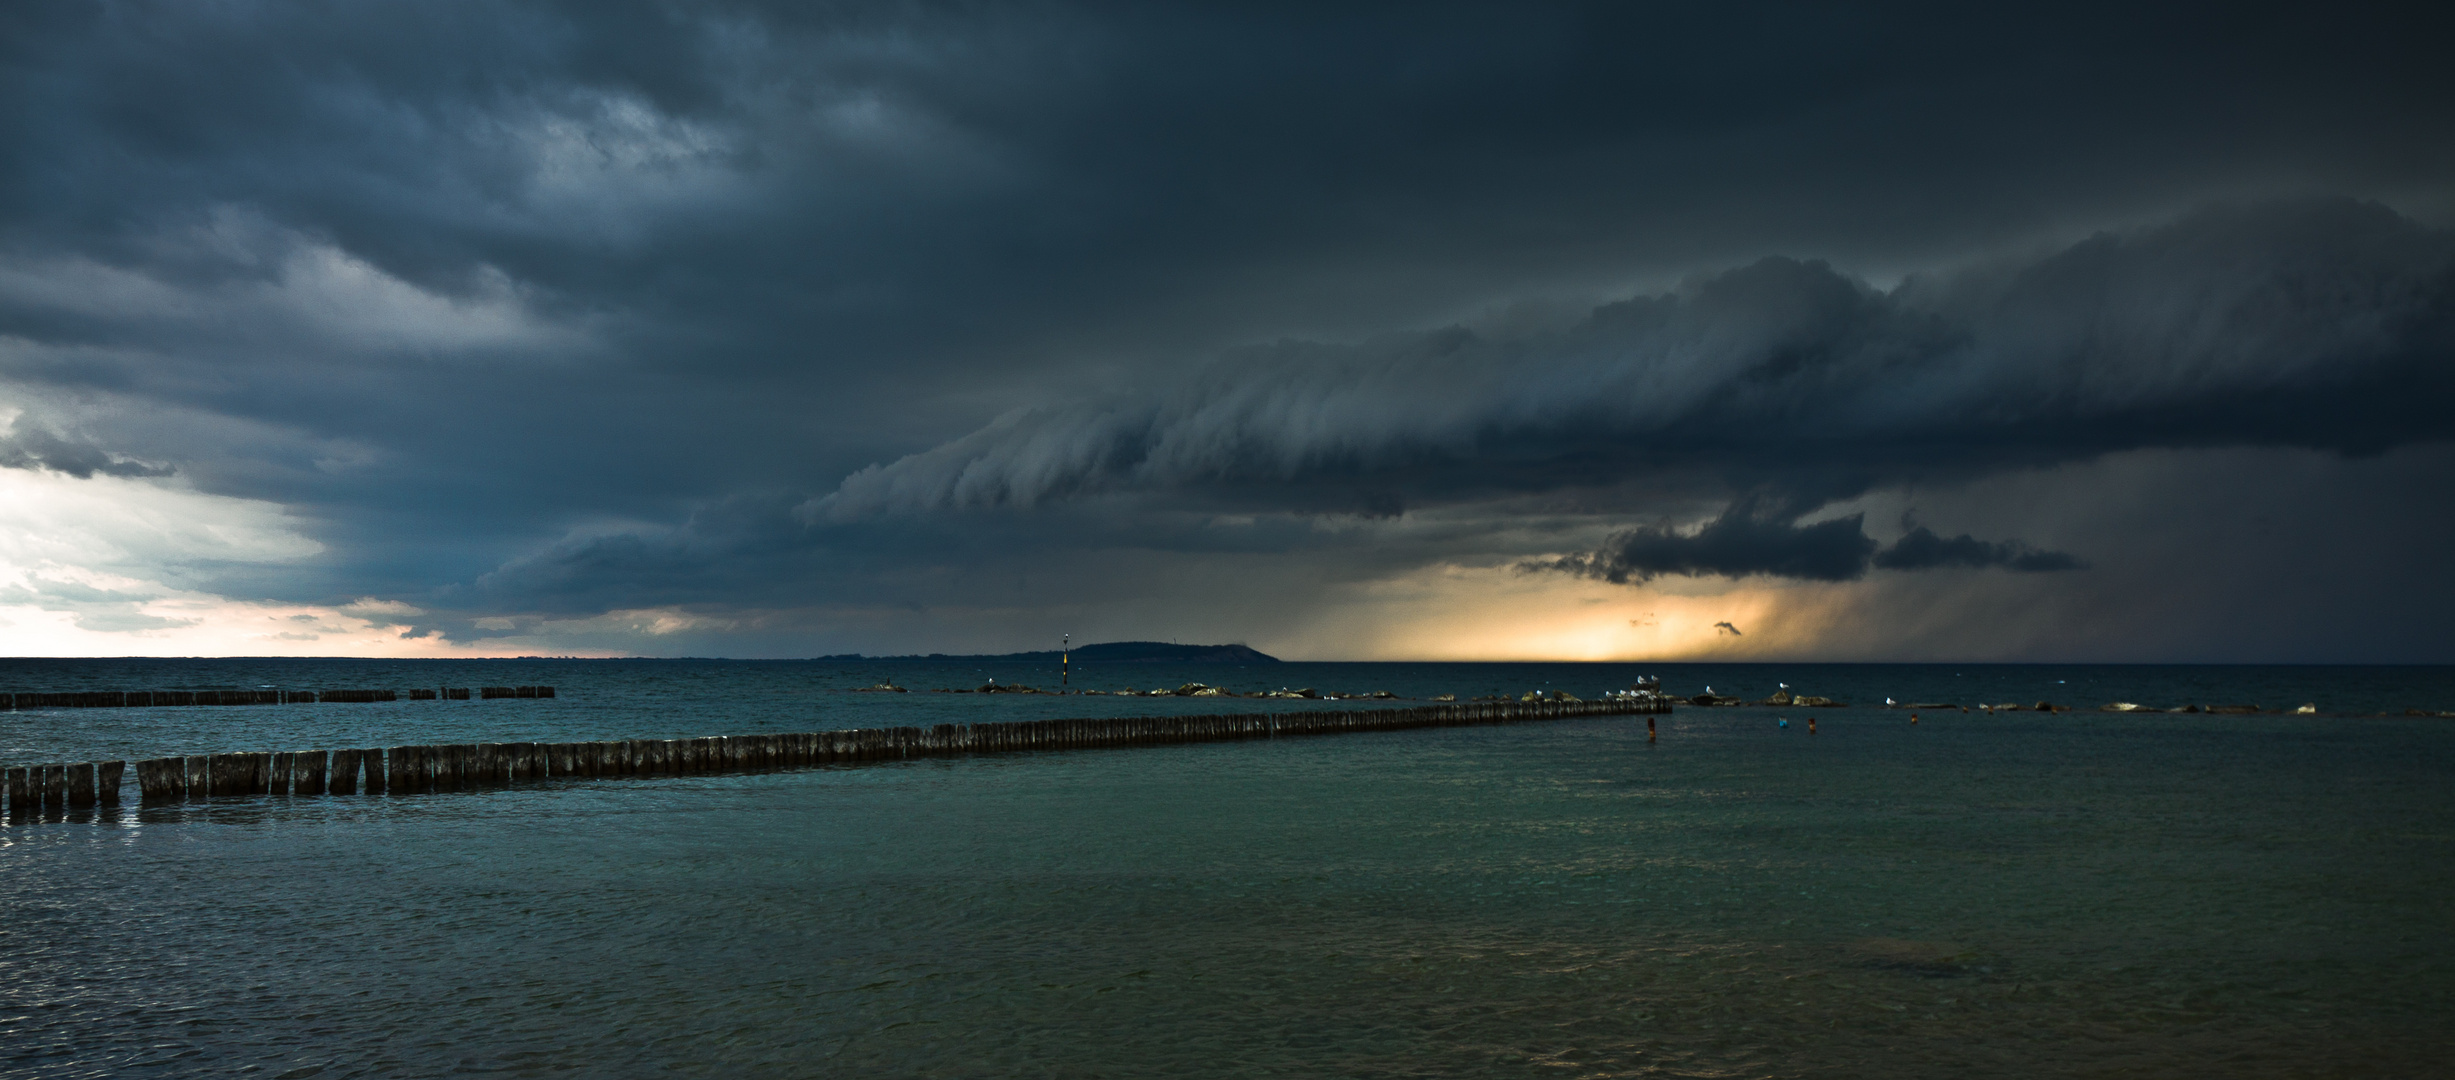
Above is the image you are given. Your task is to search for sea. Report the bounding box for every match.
[3,658,2452,1078]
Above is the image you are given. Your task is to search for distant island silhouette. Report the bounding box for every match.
[815,641,1279,664]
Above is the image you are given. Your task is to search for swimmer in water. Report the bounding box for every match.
[1911,713,1920,725]
[1808,716,1817,735]
[1778,718,1789,729]
[1647,715,1656,741]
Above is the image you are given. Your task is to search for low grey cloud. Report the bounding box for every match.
[1528,498,2085,585]
[813,201,2455,527]
[0,420,174,479]
[0,576,198,633]
[1536,502,1878,584]
[1873,527,2085,573]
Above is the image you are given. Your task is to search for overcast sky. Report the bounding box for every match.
[2,0,2450,660]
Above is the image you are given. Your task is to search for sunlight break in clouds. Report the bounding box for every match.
[0,468,544,657]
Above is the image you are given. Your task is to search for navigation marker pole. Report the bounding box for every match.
[1062,634,1070,687]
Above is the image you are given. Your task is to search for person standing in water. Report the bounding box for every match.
[1647,715,1656,742]
[1808,716,1817,736]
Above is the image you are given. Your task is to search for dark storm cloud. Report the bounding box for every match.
[1531,500,2085,584]
[0,419,174,479]
[1538,502,1878,584]
[0,1,2449,652]
[1873,527,2085,573]
[817,200,2455,523]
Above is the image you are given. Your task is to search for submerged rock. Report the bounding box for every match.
[978,682,1044,694]
[1846,937,1981,975]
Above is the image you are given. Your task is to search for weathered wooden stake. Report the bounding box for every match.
[383,745,414,793]
[61,762,95,808]
[293,750,327,796]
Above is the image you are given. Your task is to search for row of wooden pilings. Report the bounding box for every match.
[6,697,1668,815]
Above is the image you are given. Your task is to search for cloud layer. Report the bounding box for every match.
[0,2,2449,658]
[817,200,2454,521]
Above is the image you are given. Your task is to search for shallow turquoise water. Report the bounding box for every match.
[3,662,2453,1077]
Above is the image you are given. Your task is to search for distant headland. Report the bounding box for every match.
[814,641,1279,664]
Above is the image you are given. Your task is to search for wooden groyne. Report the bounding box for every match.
[3,697,1667,815]
[2,686,551,710]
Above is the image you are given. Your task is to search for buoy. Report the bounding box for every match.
[1778,718,1789,729]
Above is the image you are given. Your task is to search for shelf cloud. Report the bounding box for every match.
[814,200,2454,523]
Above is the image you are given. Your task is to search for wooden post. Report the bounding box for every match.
[328,749,358,796]
[389,746,416,792]
[248,752,274,795]
[63,763,96,808]
[97,760,124,805]
[293,750,327,796]
[4,766,27,812]
[271,752,293,796]
[435,745,462,790]
[386,745,417,793]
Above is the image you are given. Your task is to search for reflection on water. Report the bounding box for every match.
[3,662,2452,1077]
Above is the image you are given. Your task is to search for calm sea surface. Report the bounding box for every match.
[4,660,2453,1078]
